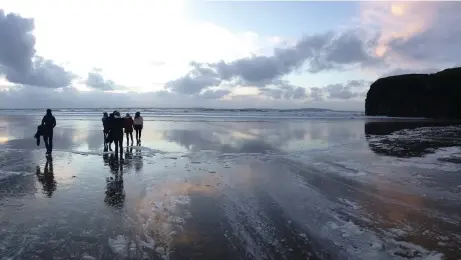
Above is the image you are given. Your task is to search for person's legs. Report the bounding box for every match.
[104,130,109,145]
[129,132,133,144]
[43,135,50,153]
[119,132,124,158]
[115,131,123,155]
[107,131,113,151]
[114,137,119,155]
[135,128,139,141]
[139,128,142,141]
[49,131,53,153]
[125,132,129,146]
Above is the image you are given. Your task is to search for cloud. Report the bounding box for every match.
[307,80,369,101]
[260,81,307,100]
[386,3,461,66]
[0,85,362,110]
[307,29,381,73]
[309,87,324,101]
[0,9,73,88]
[360,2,461,68]
[85,71,119,91]
[381,67,440,78]
[345,80,370,89]
[325,84,359,100]
[201,89,230,99]
[166,29,381,96]
[166,64,222,95]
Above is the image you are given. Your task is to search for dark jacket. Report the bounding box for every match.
[34,125,44,146]
[42,113,56,134]
[102,117,110,132]
[111,115,124,138]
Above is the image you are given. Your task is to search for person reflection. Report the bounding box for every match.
[104,154,125,208]
[124,147,134,170]
[35,157,57,197]
[103,146,110,166]
[133,145,143,173]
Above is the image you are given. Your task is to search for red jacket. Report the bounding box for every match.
[123,117,134,130]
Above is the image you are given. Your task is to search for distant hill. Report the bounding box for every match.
[365,67,461,118]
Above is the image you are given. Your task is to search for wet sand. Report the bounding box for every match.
[1,116,461,259]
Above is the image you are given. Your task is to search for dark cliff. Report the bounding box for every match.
[365,67,461,118]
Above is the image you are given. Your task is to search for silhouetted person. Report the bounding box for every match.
[133,111,143,144]
[124,113,134,146]
[41,109,56,155]
[102,112,110,146]
[36,157,56,197]
[112,110,124,156]
[106,113,115,151]
[104,154,125,208]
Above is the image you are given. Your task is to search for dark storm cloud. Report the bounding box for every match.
[85,71,118,90]
[0,9,73,88]
[166,29,381,95]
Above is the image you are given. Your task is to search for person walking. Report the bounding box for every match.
[102,112,110,146]
[106,113,115,151]
[112,110,124,156]
[123,113,134,146]
[133,111,143,144]
[41,109,56,155]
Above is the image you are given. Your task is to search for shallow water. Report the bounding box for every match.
[0,115,460,259]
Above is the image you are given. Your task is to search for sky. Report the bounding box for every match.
[0,1,460,110]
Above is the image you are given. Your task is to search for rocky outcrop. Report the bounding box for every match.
[364,121,461,157]
[365,67,461,118]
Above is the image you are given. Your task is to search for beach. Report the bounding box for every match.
[1,110,460,260]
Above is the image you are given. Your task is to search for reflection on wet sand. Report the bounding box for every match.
[134,146,143,173]
[35,157,57,197]
[2,115,461,259]
[104,149,125,209]
[365,121,461,157]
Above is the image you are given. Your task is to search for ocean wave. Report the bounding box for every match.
[0,108,368,120]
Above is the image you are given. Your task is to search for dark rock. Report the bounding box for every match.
[365,67,461,118]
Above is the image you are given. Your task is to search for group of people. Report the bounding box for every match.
[35,109,144,156]
[102,111,144,154]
